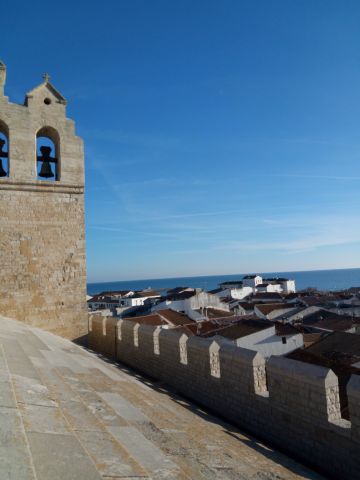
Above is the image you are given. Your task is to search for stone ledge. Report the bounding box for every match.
[0,179,84,194]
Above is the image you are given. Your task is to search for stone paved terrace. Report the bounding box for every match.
[0,316,325,480]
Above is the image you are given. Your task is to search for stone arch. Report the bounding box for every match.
[0,119,9,177]
[36,126,60,181]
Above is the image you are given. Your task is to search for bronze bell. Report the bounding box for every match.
[0,139,8,177]
[0,159,6,177]
[39,160,54,178]
[38,146,55,178]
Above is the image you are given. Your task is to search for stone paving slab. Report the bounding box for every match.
[0,406,35,480]
[71,388,129,427]
[41,350,88,374]
[15,332,49,360]
[26,432,102,480]
[19,403,71,435]
[28,360,80,402]
[0,315,325,480]
[12,375,58,408]
[76,429,148,478]
[1,339,40,379]
[67,351,128,381]
[99,392,151,423]
[108,426,180,476]
[0,375,16,408]
[59,398,105,432]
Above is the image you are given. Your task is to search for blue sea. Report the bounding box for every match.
[87,268,360,295]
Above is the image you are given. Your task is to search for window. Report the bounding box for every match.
[36,126,60,181]
[0,120,9,177]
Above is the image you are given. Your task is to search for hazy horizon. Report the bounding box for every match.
[88,265,360,285]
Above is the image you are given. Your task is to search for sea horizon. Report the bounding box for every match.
[87,267,360,295]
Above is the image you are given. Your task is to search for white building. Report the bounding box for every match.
[256,283,283,293]
[261,278,296,294]
[153,290,230,321]
[216,274,296,297]
[211,286,253,300]
[243,275,263,288]
[119,291,160,307]
[88,290,160,311]
[211,320,303,358]
[234,324,303,358]
[278,278,296,294]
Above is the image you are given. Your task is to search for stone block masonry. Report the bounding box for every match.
[89,316,360,480]
[0,63,87,339]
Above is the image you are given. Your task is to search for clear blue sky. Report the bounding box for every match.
[2,1,360,282]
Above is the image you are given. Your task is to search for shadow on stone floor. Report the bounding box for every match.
[85,348,327,480]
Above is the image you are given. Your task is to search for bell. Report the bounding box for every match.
[0,139,8,158]
[0,139,8,177]
[37,146,56,178]
[39,160,54,178]
[0,158,7,177]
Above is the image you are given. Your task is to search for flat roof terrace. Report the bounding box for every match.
[0,315,323,480]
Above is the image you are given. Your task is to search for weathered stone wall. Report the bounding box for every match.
[0,68,87,339]
[0,189,86,338]
[89,317,360,480]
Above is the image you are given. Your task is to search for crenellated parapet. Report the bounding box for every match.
[89,316,360,480]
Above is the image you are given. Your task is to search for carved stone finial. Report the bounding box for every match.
[0,60,6,94]
[43,73,51,83]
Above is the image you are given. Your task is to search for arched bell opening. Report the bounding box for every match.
[36,126,60,181]
[0,120,9,178]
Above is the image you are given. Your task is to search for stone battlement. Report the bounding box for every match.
[89,315,360,480]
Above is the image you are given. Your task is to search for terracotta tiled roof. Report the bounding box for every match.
[208,288,223,294]
[238,302,254,310]
[157,309,195,326]
[302,310,354,332]
[252,292,283,301]
[274,322,300,336]
[303,331,360,362]
[133,290,160,298]
[203,318,272,340]
[166,287,193,295]
[303,332,325,347]
[124,309,195,327]
[164,291,195,301]
[255,303,295,315]
[195,308,234,319]
[123,314,166,326]
[98,290,133,296]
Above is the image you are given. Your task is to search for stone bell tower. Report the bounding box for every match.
[0,61,87,340]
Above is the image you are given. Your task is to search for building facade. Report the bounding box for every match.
[0,61,87,339]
